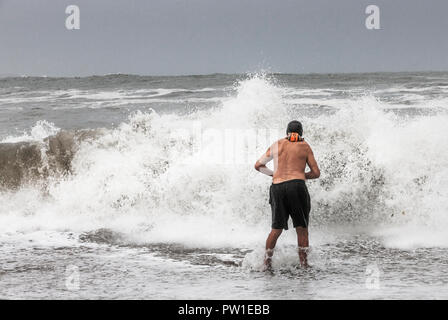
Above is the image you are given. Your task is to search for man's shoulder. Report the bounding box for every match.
[270,138,286,147]
[302,140,311,147]
[277,138,287,144]
[302,140,313,152]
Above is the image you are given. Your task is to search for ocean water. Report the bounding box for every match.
[0,72,447,299]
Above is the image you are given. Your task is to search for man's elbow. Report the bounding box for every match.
[309,167,320,179]
[254,162,260,171]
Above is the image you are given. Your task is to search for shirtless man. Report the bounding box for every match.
[254,120,320,269]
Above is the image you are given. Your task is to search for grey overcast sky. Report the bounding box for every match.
[0,0,447,76]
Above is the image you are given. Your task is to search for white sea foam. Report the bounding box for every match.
[1,120,60,143]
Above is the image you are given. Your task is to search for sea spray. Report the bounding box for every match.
[0,74,447,249]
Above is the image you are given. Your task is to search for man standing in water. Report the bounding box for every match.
[254,121,320,269]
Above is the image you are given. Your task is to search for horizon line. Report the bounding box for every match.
[1,69,448,79]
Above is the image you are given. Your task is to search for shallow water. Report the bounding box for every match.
[1,229,447,299]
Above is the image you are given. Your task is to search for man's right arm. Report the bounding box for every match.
[305,145,320,180]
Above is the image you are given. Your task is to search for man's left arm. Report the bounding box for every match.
[254,147,274,177]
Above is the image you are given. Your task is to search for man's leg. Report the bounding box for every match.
[264,228,283,270]
[295,227,309,267]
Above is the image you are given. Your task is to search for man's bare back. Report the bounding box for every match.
[254,137,320,183]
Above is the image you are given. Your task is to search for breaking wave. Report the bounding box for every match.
[1,75,447,249]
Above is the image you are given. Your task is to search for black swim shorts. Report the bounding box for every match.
[269,179,311,230]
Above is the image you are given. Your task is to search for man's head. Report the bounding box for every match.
[286,120,303,136]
